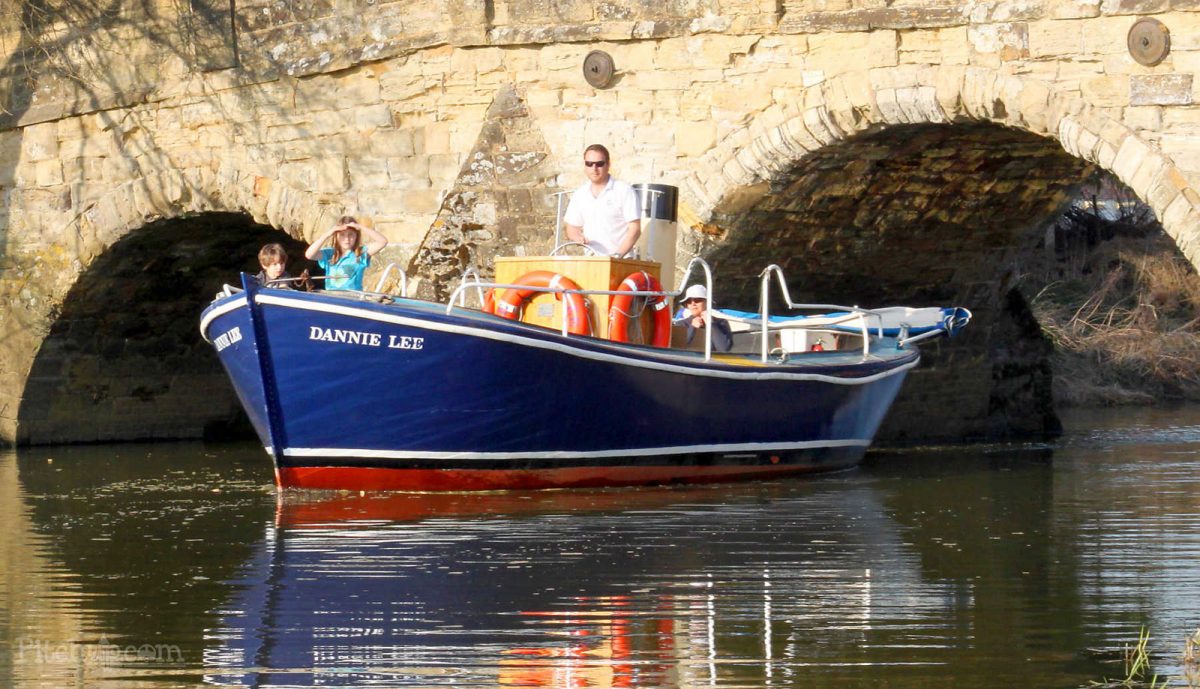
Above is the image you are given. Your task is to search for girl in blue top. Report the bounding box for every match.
[304,216,389,291]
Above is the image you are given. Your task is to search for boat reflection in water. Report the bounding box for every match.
[201,483,959,687]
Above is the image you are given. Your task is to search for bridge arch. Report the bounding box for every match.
[12,166,369,445]
[15,212,307,444]
[678,65,1200,270]
[72,166,353,255]
[671,65,1200,442]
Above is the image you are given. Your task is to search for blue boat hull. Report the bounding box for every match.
[200,280,918,490]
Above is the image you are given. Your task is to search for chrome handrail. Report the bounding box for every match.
[757,264,886,360]
[444,260,714,357]
[549,241,600,257]
[898,309,972,347]
[373,263,408,297]
[674,257,716,360]
[444,282,675,311]
[454,269,488,308]
[551,190,573,248]
[444,280,680,341]
[441,260,931,363]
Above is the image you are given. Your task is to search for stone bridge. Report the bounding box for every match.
[1,0,1199,445]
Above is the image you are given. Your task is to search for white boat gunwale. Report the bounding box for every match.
[221,290,921,385]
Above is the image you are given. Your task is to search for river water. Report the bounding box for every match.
[1,406,1198,688]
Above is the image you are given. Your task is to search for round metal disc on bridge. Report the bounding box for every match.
[1127,17,1170,67]
[582,50,615,89]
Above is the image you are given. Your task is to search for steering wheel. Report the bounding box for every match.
[550,242,601,257]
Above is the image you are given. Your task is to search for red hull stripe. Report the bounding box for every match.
[277,463,842,492]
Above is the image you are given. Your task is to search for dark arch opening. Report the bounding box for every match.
[700,122,1107,443]
[705,123,1095,306]
[17,212,311,445]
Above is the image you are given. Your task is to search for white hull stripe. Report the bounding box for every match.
[280,438,871,461]
[253,293,918,384]
[199,297,248,341]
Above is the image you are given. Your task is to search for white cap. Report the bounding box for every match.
[682,284,708,302]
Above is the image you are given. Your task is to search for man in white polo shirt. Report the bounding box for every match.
[563,144,641,257]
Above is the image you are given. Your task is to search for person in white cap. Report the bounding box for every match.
[562,144,641,257]
[674,284,733,352]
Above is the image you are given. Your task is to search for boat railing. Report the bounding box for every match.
[451,268,491,309]
[444,280,685,340]
[259,274,387,294]
[897,327,945,347]
[442,258,905,363]
[551,191,573,248]
[673,257,717,360]
[549,241,601,257]
[443,257,722,361]
[373,263,408,297]
[758,264,887,360]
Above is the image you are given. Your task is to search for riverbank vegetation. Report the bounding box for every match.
[1088,627,1200,689]
[1028,175,1200,406]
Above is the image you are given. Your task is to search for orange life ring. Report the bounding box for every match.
[607,271,671,347]
[488,270,591,336]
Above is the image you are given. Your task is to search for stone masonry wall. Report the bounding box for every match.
[2,1,1200,441]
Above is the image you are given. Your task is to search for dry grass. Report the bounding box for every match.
[1185,629,1200,689]
[1030,235,1200,406]
[1090,627,1200,689]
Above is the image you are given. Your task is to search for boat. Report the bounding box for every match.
[199,248,970,491]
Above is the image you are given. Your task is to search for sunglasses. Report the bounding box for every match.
[584,160,608,168]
